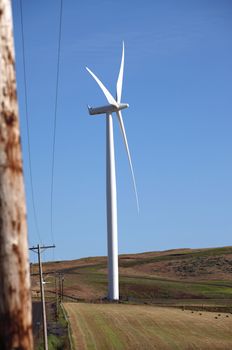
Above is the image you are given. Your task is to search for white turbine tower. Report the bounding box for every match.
[86,42,138,301]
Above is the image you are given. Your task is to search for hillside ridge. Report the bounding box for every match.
[30,246,232,302]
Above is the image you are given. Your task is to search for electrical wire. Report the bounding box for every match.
[20,0,42,245]
[50,0,63,247]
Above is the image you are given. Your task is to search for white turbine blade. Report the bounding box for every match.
[116,41,124,103]
[86,67,118,107]
[116,111,139,212]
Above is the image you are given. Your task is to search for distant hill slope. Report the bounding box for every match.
[31,246,232,302]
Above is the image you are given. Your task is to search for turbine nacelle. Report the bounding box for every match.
[88,103,129,116]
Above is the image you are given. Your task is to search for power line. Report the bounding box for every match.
[19,0,42,244]
[50,0,63,245]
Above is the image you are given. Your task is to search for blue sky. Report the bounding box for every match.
[12,0,232,262]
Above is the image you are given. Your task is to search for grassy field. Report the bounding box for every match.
[64,302,232,350]
[31,248,232,348]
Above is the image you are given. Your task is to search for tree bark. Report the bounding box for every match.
[0,0,33,349]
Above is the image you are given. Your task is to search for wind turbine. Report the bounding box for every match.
[86,42,138,301]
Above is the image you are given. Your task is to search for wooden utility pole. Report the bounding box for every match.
[58,273,62,302]
[58,273,64,301]
[38,245,48,350]
[29,244,55,350]
[0,0,33,349]
[61,275,64,301]
[55,273,59,320]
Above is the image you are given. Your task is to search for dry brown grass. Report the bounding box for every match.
[64,302,232,350]
[37,246,232,282]
[31,246,232,301]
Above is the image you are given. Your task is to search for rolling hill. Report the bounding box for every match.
[31,246,232,304]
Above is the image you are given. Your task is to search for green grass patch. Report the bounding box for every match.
[38,334,63,350]
[119,275,232,299]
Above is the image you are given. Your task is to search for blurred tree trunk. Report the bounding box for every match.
[0,0,33,349]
